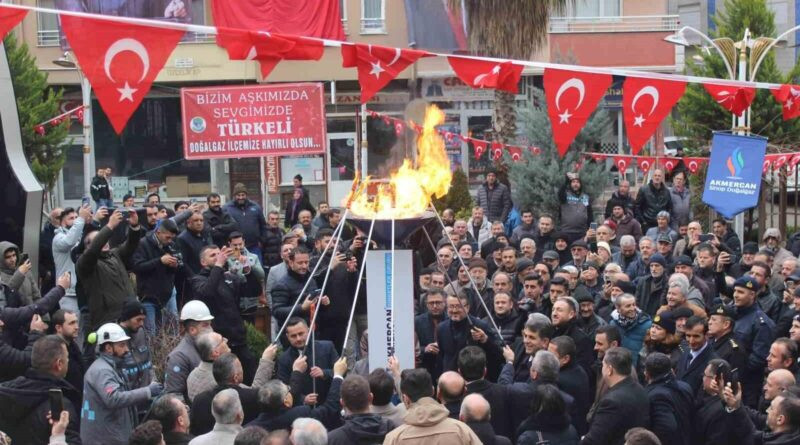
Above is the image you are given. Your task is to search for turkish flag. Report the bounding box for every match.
[216,27,296,77]
[763,156,774,174]
[773,154,790,170]
[0,6,27,41]
[590,153,606,162]
[703,83,756,116]
[623,77,686,155]
[791,154,800,169]
[394,121,404,136]
[685,157,707,174]
[447,57,524,94]
[491,141,504,160]
[60,15,184,134]
[771,85,800,120]
[507,146,523,162]
[530,146,542,155]
[637,156,656,173]
[342,43,430,103]
[544,69,613,157]
[662,157,679,172]
[613,156,632,172]
[471,138,488,159]
[252,34,325,79]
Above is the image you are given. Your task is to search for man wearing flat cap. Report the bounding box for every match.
[731,275,776,407]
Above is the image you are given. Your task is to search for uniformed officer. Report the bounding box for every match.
[730,276,776,408]
[708,304,747,374]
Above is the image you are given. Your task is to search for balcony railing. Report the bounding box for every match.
[549,15,680,33]
[361,18,386,34]
[37,29,59,47]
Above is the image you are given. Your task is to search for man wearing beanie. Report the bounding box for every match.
[635,253,668,317]
[574,286,606,339]
[118,300,154,390]
[224,183,268,261]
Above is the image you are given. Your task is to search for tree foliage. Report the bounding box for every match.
[673,0,800,150]
[508,88,610,222]
[5,32,69,192]
[433,168,473,216]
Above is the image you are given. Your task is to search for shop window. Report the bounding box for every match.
[92,98,210,203]
[466,115,493,185]
[37,0,60,47]
[569,0,620,17]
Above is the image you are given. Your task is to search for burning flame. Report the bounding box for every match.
[346,105,452,219]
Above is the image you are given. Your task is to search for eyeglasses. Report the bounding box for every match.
[427,301,444,306]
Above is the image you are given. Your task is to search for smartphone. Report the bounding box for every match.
[589,222,598,231]
[309,289,322,299]
[190,198,197,204]
[699,234,714,242]
[19,253,29,264]
[81,196,91,207]
[49,388,63,419]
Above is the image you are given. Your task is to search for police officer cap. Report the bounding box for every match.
[711,304,736,320]
[671,306,694,320]
[733,275,761,292]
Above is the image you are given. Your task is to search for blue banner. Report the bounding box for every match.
[702,132,767,218]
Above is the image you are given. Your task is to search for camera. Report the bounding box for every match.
[166,244,184,268]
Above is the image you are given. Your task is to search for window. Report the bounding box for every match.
[570,0,620,17]
[340,0,349,34]
[37,0,60,47]
[361,0,385,34]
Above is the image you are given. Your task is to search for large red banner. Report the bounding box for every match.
[181,83,327,160]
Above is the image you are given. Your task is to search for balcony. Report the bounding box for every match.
[549,15,680,33]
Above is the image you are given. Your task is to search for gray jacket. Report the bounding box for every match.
[52,217,86,297]
[0,242,40,306]
[120,327,154,390]
[669,186,692,228]
[165,334,202,399]
[476,182,512,223]
[227,248,265,312]
[80,353,152,445]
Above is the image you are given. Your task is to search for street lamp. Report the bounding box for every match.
[52,51,93,201]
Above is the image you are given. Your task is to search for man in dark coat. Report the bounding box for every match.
[475,171,512,224]
[581,347,650,445]
[0,335,81,445]
[634,168,672,232]
[189,353,260,436]
[511,316,554,383]
[177,211,212,276]
[643,352,694,445]
[132,219,181,334]
[190,245,258,384]
[224,183,268,260]
[694,358,746,445]
[327,374,395,445]
[458,346,513,440]
[460,393,512,445]
[676,316,718,395]
[247,356,346,431]
[203,193,239,248]
[271,246,321,328]
[415,288,448,380]
[604,180,635,218]
[549,335,591,435]
[262,211,284,267]
[275,318,338,406]
[436,293,504,379]
[53,309,87,397]
[551,297,595,375]
[709,304,748,373]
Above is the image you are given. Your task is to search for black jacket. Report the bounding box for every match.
[517,412,579,445]
[511,341,533,383]
[132,232,179,307]
[163,431,193,445]
[634,181,673,227]
[203,207,239,247]
[272,268,319,326]
[465,378,513,440]
[676,343,718,395]
[189,383,260,436]
[645,373,694,445]
[190,266,252,346]
[712,331,747,375]
[327,413,395,445]
[467,420,512,445]
[556,361,590,435]
[65,339,88,398]
[247,373,342,431]
[485,308,522,345]
[90,174,110,200]
[694,393,744,445]
[177,229,212,276]
[415,312,445,379]
[635,274,667,317]
[0,369,82,445]
[275,340,339,405]
[552,319,594,374]
[436,316,504,379]
[262,226,284,267]
[581,376,650,445]
[604,191,635,219]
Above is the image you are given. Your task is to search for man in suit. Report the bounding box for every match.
[548,335,591,435]
[581,347,650,445]
[436,293,504,379]
[676,316,717,395]
[415,288,447,380]
[511,315,554,382]
[275,317,339,406]
[643,352,694,445]
[457,346,512,440]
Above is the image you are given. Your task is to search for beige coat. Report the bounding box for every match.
[382,397,481,445]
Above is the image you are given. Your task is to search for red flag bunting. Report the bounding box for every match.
[507,146,523,162]
[215,27,296,78]
[685,157,706,174]
[773,154,790,170]
[0,6,27,42]
[471,139,488,159]
[590,153,606,162]
[530,146,542,155]
[544,69,613,157]
[394,121,403,136]
[447,57,524,94]
[342,43,431,103]
[491,141,504,160]
[613,156,632,171]
[791,154,800,169]
[662,157,679,172]
[763,157,774,174]
[623,77,686,155]
[637,156,656,173]
[771,85,800,121]
[703,83,756,116]
[59,15,185,134]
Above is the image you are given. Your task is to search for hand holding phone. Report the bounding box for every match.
[49,388,63,420]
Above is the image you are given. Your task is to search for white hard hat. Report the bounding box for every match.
[96,323,130,345]
[180,300,214,322]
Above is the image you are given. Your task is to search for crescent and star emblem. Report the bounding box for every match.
[473,64,502,88]
[555,78,585,124]
[631,86,660,127]
[245,32,272,61]
[368,46,402,79]
[715,90,734,104]
[104,38,150,102]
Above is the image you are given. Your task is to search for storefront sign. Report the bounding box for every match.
[420,77,494,101]
[265,156,279,193]
[181,83,327,159]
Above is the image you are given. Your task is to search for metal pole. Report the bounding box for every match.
[341,215,377,352]
[81,75,93,198]
[389,217,396,355]
[733,29,750,243]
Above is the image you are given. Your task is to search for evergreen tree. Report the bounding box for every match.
[508,88,610,222]
[673,0,800,149]
[5,32,69,195]
[433,168,473,216]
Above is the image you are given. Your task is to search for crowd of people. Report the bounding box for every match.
[1,168,800,445]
